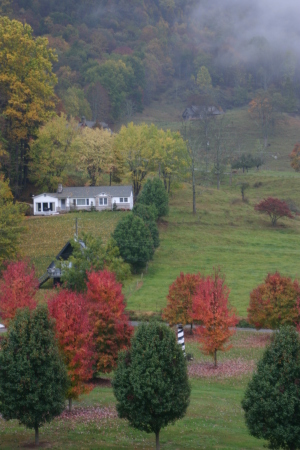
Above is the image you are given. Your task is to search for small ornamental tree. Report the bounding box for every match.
[254,197,293,226]
[242,326,300,450]
[162,272,202,329]
[113,322,191,450]
[61,233,130,291]
[113,214,154,270]
[192,269,238,367]
[0,260,38,326]
[0,305,68,446]
[248,272,300,329]
[137,177,169,218]
[290,143,300,172]
[86,270,133,374]
[48,289,94,411]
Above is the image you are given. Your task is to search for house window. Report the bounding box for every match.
[120,198,124,203]
[73,199,76,206]
[43,202,48,211]
[87,199,89,206]
[37,203,41,212]
[124,197,128,202]
[77,199,85,206]
[99,197,108,205]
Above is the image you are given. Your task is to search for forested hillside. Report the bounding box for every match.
[1,0,300,198]
[3,0,300,122]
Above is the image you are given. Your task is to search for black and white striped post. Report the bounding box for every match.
[177,324,185,356]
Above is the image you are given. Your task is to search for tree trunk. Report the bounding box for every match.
[192,166,196,215]
[69,398,72,412]
[217,172,220,190]
[35,426,39,446]
[214,349,217,368]
[155,431,160,450]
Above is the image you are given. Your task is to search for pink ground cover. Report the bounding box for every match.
[188,358,255,378]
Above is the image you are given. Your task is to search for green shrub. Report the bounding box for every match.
[137,178,169,218]
[113,322,190,450]
[242,326,300,450]
[113,214,154,270]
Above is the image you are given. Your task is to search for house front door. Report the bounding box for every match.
[61,199,66,210]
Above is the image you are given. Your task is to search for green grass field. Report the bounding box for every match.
[20,170,300,317]
[125,171,300,316]
[20,211,126,277]
[0,331,269,449]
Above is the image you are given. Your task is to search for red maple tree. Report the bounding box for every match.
[86,270,133,374]
[48,289,94,410]
[0,260,38,326]
[162,272,201,328]
[192,269,238,367]
[254,197,293,226]
[248,272,300,329]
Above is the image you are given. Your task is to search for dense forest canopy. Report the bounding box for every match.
[2,0,299,120]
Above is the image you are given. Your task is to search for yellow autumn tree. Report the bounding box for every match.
[156,129,187,192]
[74,127,116,186]
[113,123,159,199]
[0,17,57,196]
[0,175,25,269]
[29,114,79,192]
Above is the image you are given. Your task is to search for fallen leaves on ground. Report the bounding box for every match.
[58,406,117,423]
[188,358,255,378]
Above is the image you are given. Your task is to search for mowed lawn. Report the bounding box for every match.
[126,171,300,316]
[20,211,126,277]
[0,331,268,449]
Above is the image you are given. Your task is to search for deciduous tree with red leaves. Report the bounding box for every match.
[0,260,37,326]
[48,289,94,411]
[254,197,293,226]
[86,270,133,375]
[248,272,300,329]
[162,272,201,329]
[192,269,238,367]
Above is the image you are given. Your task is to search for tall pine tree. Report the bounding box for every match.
[0,305,68,446]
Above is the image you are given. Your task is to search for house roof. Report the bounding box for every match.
[34,185,133,199]
[182,105,223,120]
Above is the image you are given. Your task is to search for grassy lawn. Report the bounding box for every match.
[20,211,126,277]
[125,171,300,316]
[0,331,268,449]
[19,170,300,317]
[134,101,300,172]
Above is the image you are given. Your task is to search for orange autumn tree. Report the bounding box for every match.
[86,270,133,375]
[0,260,37,326]
[192,269,238,367]
[162,272,201,329]
[290,143,300,172]
[248,272,300,329]
[48,289,94,411]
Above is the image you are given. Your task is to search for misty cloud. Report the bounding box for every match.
[193,0,300,67]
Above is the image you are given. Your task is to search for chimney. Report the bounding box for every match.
[57,183,63,193]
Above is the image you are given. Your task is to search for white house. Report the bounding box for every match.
[32,184,133,215]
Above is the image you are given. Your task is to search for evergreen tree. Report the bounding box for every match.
[113,322,190,450]
[0,305,68,446]
[133,203,160,249]
[137,178,169,218]
[242,326,300,450]
[113,214,154,270]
